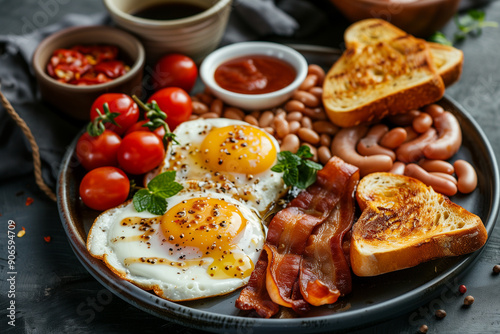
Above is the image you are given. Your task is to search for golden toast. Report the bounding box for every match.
[344,18,463,87]
[322,33,445,127]
[350,173,488,277]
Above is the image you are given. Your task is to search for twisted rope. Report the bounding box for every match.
[0,85,57,202]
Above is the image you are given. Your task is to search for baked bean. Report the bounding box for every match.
[412,113,433,133]
[302,107,327,120]
[263,127,275,136]
[330,125,393,176]
[424,104,445,119]
[244,115,259,126]
[307,64,325,85]
[388,110,421,126]
[308,86,323,99]
[293,90,319,107]
[403,126,419,143]
[299,74,318,91]
[396,128,437,163]
[224,107,244,120]
[285,100,305,113]
[318,146,332,165]
[192,101,209,115]
[297,128,320,145]
[274,117,290,138]
[430,172,458,185]
[301,116,313,129]
[357,124,396,161]
[423,111,462,161]
[196,92,213,105]
[389,161,406,175]
[201,112,219,119]
[288,121,301,134]
[380,127,407,149]
[189,114,199,120]
[454,160,478,194]
[286,111,303,122]
[404,163,457,196]
[275,108,287,120]
[210,99,224,116]
[303,143,318,162]
[419,159,454,174]
[259,111,274,127]
[320,133,331,147]
[280,134,300,153]
[313,121,339,136]
[250,110,261,119]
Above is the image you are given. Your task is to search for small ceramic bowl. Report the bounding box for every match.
[32,25,145,120]
[329,0,460,37]
[103,0,232,64]
[199,42,308,111]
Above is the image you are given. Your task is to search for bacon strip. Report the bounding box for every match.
[236,157,359,317]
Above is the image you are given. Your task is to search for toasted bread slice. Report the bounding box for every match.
[323,35,445,127]
[344,18,463,87]
[350,173,488,277]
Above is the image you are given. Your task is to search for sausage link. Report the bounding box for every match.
[380,127,407,149]
[299,74,318,91]
[280,134,300,153]
[259,111,275,127]
[403,126,419,143]
[423,111,462,160]
[292,90,319,108]
[454,160,478,194]
[297,128,320,145]
[404,163,457,196]
[387,110,421,126]
[318,146,332,165]
[396,128,437,163]
[312,121,339,136]
[330,125,393,176]
[423,104,444,119]
[430,172,458,185]
[357,124,396,161]
[412,113,433,133]
[192,101,209,115]
[389,161,406,175]
[418,159,454,174]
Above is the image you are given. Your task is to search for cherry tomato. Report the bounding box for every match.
[117,132,165,175]
[125,120,166,139]
[76,130,122,171]
[147,87,192,130]
[151,53,198,93]
[90,93,140,135]
[79,166,130,211]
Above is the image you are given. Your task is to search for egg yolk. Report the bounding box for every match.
[160,197,254,279]
[200,125,277,175]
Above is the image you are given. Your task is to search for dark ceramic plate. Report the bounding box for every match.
[57,47,499,334]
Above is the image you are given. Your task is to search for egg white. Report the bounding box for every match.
[87,190,265,301]
[153,118,287,217]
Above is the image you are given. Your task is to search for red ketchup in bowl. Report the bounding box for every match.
[214,55,296,94]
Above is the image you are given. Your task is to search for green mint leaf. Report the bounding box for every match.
[296,145,314,159]
[428,31,453,46]
[296,164,318,189]
[132,171,183,215]
[282,166,299,187]
[133,189,152,212]
[303,159,323,171]
[147,194,168,215]
[271,164,285,173]
[273,145,323,189]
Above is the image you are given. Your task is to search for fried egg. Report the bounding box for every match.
[87,190,265,301]
[154,118,286,217]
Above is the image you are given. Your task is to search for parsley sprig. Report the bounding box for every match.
[429,9,498,45]
[132,171,183,215]
[271,145,323,189]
